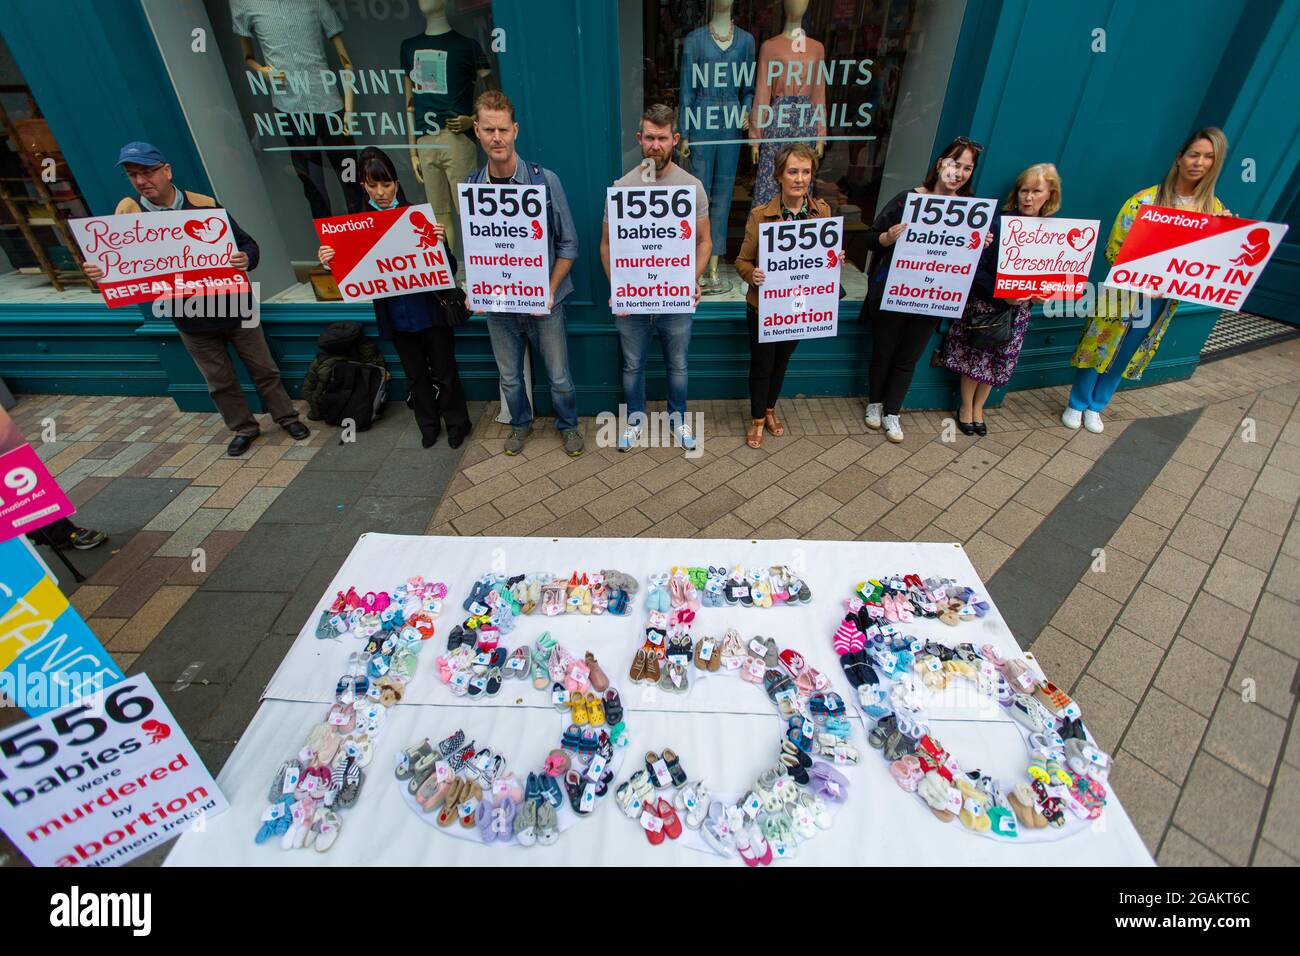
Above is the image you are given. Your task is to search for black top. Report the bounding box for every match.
[131,192,260,333]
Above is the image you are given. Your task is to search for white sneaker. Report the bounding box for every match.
[1082,410,1104,434]
[864,402,883,430]
[1061,407,1082,430]
[617,424,643,452]
[883,414,904,443]
[671,420,697,452]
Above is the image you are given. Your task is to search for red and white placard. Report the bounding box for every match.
[1104,206,1288,309]
[995,216,1100,299]
[315,203,455,302]
[69,209,250,308]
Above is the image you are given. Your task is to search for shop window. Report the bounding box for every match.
[623,0,966,301]
[145,0,499,301]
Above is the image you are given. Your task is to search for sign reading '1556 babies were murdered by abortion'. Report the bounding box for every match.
[882,193,997,318]
[607,185,697,312]
[458,182,550,314]
[0,675,226,867]
[756,216,844,343]
[314,203,455,302]
[69,209,250,308]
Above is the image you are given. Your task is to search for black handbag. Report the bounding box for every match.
[963,298,1014,350]
[433,287,469,328]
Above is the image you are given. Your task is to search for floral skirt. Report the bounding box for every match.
[936,297,1033,387]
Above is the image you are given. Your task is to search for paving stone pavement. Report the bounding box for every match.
[1,338,1296,867]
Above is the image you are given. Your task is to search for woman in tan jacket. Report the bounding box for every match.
[735,143,833,449]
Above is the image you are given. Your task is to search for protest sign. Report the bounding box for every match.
[458,182,550,314]
[0,674,226,867]
[756,216,844,343]
[69,209,250,308]
[882,193,997,317]
[607,185,697,313]
[0,408,74,543]
[1,536,123,716]
[314,203,454,302]
[1104,206,1289,310]
[995,216,1100,299]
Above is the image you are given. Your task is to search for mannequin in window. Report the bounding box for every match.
[679,0,755,295]
[749,0,826,209]
[402,0,493,258]
[233,0,364,220]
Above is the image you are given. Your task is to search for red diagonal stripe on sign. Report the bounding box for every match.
[314,207,406,280]
[1112,206,1252,267]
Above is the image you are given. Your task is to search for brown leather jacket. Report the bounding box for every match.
[734,194,833,308]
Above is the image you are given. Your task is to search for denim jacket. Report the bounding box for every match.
[678,26,757,144]
[465,155,579,308]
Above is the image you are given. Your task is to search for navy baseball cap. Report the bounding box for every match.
[116,141,169,167]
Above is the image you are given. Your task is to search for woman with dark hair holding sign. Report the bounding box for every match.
[317,147,471,448]
[735,142,832,450]
[1063,127,1229,434]
[936,163,1061,434]
[860,137,989,443]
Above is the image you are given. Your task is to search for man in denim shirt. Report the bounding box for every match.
[466,90,583,458]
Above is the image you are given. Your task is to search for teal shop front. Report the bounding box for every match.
[0,1,1296,416]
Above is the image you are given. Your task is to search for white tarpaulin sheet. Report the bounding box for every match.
[165,535,1154,867]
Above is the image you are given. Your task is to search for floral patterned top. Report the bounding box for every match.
[1071,185,1225,379]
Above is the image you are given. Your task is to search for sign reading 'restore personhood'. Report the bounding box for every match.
[69,209,250,308]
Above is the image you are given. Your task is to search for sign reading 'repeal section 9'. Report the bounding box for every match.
[69,209,250,308]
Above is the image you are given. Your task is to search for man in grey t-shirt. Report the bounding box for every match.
[600,104,710,454]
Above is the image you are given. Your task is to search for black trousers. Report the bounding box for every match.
[279,111,365,220]
[391,326,471,441]
[746,304,799,420]
[868,308,940,416]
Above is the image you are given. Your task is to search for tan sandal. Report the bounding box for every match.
[746,419,764,449]
[764,409,785,437]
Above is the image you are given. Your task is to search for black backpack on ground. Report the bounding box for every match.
[304,321,389,430]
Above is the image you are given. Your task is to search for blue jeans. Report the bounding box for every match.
[614,313,692,418]
[1069,321,1147,413]
[688,140,742,258]
[485,303,578,431]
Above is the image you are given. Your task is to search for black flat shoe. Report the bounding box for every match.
[227,434,256,457]
[285,422,310,440]
[421,431,441,449]
[957,420,976,436]
[973,421,988,436]
[447,429,469,449]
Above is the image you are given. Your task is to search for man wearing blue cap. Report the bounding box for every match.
[81,142,310,456]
